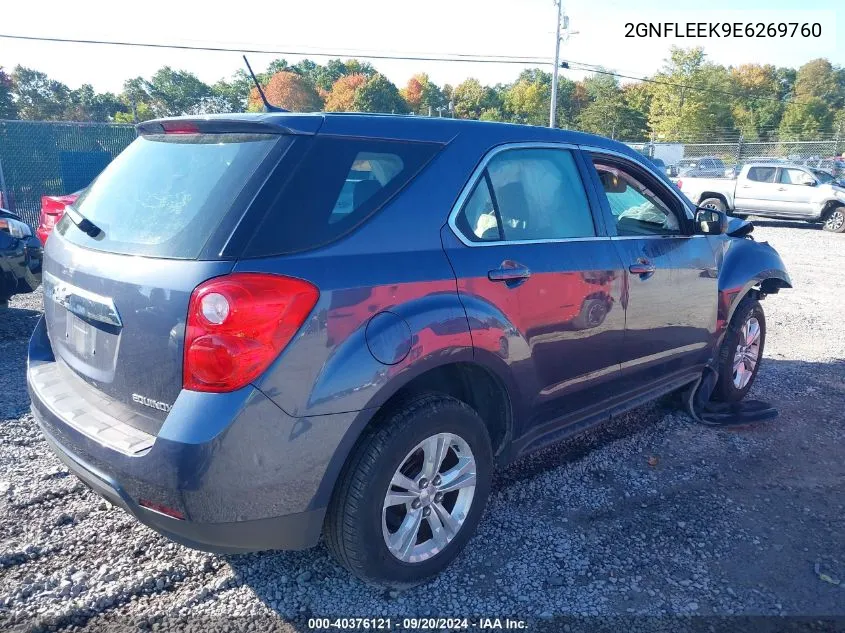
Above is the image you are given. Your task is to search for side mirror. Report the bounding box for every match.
[694,208,728,235]
[800,175,816,186]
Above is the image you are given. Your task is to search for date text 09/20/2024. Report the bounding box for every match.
[307,617,528,630]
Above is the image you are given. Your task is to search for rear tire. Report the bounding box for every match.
[713,296,766,403]
[324,394,493,587]
[822,206,845,233]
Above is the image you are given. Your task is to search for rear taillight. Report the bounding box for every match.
[183,273,319,393]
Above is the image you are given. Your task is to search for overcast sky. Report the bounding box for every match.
[1,0,842,92]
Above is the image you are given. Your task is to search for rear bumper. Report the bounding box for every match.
[27,315,361,553]
[37,419,323,553]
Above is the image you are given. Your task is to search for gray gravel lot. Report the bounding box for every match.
[1,221,844,632]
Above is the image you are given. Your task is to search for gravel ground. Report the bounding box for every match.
[1,221,844,632]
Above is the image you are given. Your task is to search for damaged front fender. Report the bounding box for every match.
[715,231,792,331]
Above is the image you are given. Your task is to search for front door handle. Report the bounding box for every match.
[488,261,532,284]
[629,259,656,277]
[776,186,787,191]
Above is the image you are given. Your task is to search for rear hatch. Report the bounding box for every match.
[42,118,304,434]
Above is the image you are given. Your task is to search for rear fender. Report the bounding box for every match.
[301,290,475,416]
[716,235,791,335]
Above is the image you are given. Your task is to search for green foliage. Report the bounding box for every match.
[0,67,17,119]
[452,78,500,120]
[3,50,843,147]
[647,47,736,141]
[143,67,212,117]
[352,74,408,114]
[11,66,70,120]
[779,97,834,141]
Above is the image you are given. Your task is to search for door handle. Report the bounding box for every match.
[741,185,752,189]
[777,187,787,191]
[488,262,531,284]
[629,259,656,277]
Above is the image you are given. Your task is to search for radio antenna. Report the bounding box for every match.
[243,55,287,113]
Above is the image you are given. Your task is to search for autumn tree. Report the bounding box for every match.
[324,74,367,111]
[249,71,323,112]
[504,76,550,126]
[730,64,783,140]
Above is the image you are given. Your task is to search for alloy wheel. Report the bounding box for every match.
[733,316,762,389]
[825,209,844,232]
[382,433,477,563]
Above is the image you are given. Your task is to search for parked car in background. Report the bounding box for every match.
[29,113,790,586]
[36,192,81,245]
[678,162,845,232]
[0,207,43,306]
[676,156,726,178]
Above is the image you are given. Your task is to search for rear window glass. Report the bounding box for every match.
[244,136,441,256]
[56,133,278,258]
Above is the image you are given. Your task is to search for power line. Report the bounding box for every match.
[0,32,802,106]
[0,33,555,66]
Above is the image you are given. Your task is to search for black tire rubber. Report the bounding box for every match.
[324,393,493,587]
[713,296,766,403]
[699,197,726,212]
[822,206,845,233]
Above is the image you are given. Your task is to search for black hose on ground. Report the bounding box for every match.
[683,363,778,426]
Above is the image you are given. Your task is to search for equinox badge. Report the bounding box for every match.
[132,394,172,413]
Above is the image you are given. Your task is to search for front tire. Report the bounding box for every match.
[713,296,766,403]
[822,206,845,233]
[699,197,726,212]
[325,394,493,587]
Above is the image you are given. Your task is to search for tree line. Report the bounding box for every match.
[1,47,844,143]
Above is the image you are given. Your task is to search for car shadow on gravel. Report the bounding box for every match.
[222,358,845,624]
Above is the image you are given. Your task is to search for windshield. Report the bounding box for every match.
[56,133,279,259]
[813,170,834,184]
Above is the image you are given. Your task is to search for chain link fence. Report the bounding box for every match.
[631,138,844,172]
[0,120,137,227]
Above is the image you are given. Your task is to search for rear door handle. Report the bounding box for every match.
[488,262,531,284]
[777,187,787,191]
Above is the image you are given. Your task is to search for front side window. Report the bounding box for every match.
[454,148,595,243]
[593,159,682,236]
[778,168,810,185]
[747,166,777,183]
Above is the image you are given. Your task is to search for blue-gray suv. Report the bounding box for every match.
[28,113,791,586]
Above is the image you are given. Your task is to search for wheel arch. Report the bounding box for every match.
[698,191,730,208]
[311,358,516,512]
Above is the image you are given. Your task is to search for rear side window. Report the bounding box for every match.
[56,134,279,259]
[245,137,441,255]
[747,167,777,183]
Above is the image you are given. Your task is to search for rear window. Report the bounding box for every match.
[244,136,441,256]
[56,133,278,258]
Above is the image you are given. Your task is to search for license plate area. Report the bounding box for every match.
[66,312,97,361]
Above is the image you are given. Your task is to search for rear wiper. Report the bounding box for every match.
[64,204,102,238]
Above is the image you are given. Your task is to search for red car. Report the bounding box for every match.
[36,192,80,245]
